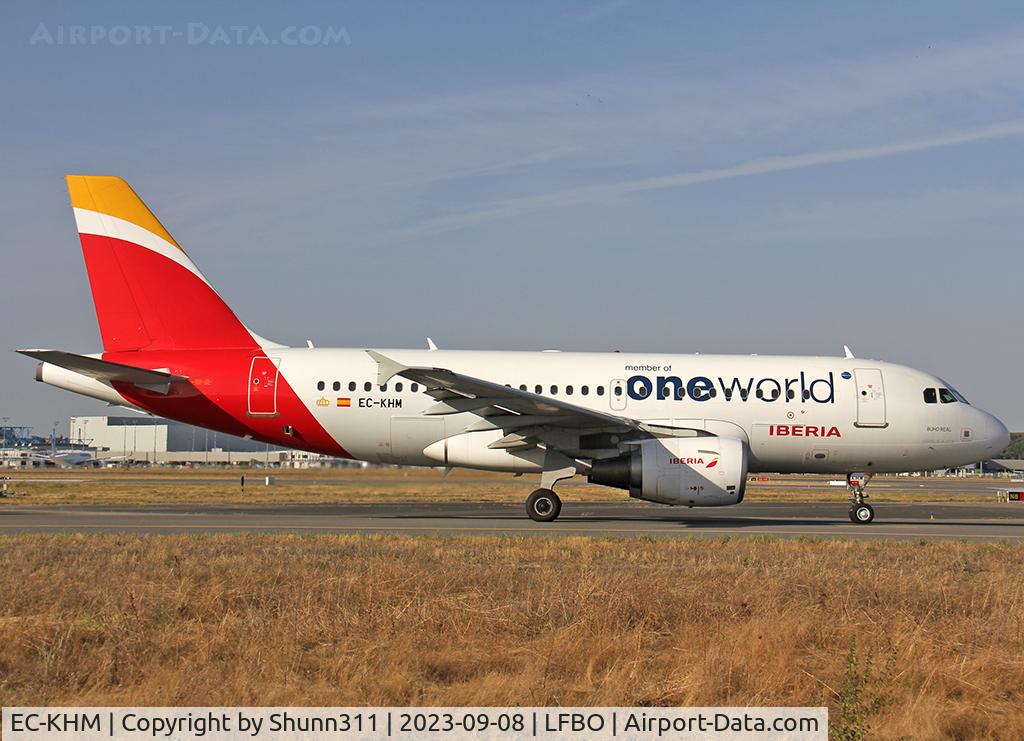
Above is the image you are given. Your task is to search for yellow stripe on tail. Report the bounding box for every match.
[66,175,183,252]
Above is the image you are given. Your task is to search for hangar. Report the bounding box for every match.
[69,415,343,467]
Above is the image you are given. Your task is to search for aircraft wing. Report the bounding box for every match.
[367,350,702,457]
[17,349,189,387]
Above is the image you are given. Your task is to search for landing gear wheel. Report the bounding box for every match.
[849,503,874,524]
[526,488,561,522]
[846,472,875,524]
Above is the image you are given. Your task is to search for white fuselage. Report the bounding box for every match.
[280,348,1007,474]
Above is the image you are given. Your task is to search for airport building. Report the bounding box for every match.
[68,415,346,467]
[983,459,1024,476]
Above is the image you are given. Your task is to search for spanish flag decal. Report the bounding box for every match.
[337,398,351,407]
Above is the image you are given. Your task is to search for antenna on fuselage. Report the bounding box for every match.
[843,345,855,359]
[426,337,438,351]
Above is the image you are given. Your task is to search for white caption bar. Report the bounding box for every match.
[2,707,826,741]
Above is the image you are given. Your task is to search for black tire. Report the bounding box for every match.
[850,503,874,524]
[526,488,561,522]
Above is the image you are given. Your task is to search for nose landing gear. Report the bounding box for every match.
[847,472,874,524]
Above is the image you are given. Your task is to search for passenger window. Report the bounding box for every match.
[364,382,372,392]
[317,381,325,391]
[411,383,419,392]
[581,385,589,396]
[349,381,357,392]
[535,385,543,394]
[550,385,558,395]
[333,381,341,391]
[395,382,403,392]
[381,384,388,392]
[924,388,937,404]
[519,384,527,391]
[939,388,957,404]
[596,386,605,396]
[613,385,622,396]
[566,385,574,395]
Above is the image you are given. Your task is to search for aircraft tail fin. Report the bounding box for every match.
[66,175,268,353]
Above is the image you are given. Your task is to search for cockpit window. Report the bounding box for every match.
[934,379,970,404]
[923,388,937,404]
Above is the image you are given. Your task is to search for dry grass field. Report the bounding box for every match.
[1,533,1022,739]
[0,466,1006,505]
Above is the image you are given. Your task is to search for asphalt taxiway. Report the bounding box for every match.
[2,501,1023,542]
[8,474,1008,496]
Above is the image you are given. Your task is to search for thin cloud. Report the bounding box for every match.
[386,119,1024,241]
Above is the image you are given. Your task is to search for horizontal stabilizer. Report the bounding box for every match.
[17,349,188,388]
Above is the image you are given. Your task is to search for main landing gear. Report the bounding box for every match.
[525,461,576,522]
[526,488,562,522]
[847,472,874,524]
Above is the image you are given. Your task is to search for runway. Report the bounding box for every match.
[7,474,1009,496]
[2,501,1024,541]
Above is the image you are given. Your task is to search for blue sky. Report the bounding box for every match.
[3,1,1024,431]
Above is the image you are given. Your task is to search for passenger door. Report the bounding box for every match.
[854,368,886,428]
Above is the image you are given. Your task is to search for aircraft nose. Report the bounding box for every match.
[980,410,1010,453]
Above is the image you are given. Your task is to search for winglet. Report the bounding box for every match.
[426,337,438,351]
[366,350,407,386]
[843,345,855,359]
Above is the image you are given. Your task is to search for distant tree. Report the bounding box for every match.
[996,433,1024,459]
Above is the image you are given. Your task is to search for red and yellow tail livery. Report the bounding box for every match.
[68,175,257,352]
[28,175,350,459]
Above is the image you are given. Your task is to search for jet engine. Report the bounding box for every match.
[588,436,748,506]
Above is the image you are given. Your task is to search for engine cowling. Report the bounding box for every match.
[588,436,748,506]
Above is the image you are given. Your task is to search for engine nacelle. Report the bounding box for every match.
[588,436,748,506]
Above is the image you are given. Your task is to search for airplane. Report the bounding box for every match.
[19,176,1010,524]
[0,448,97,468]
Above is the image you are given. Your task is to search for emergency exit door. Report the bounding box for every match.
[609,379,627,411]
[248,356,280,416]
[853,368,886,428]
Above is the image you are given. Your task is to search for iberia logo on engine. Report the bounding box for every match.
[769,424,841,437]
[670,456,719,468]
